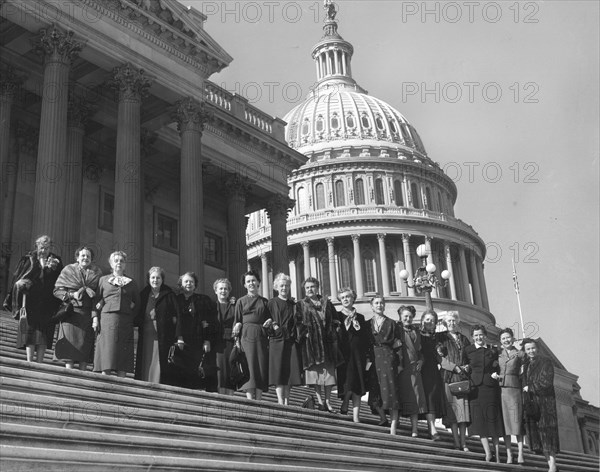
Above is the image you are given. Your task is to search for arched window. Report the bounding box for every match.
[389,120,398,133]
[297,186,307,214]
[363,250,376,293]
[400,124,413,145]
[334,180,345,207]
[339,251,353,288]
[394,180,404,207]
[354,179,365,205]
[375,115,384,130]
[425,187,432,210]
[301,119,310,136]
[331,113,339,129]
[316,115,324,133]
[346,113,355,128]
[437,191,443,213]
[315,183,325,210]
[361,114,370,128]
[411,182,421,209]
[375,178,385,205]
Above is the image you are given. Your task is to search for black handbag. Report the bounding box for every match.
[51,301,74,323]
[198,352,218,379]
[229,344,250,390]
[523,392,541,421]
[449,368,473,397]
[168,343,199,377]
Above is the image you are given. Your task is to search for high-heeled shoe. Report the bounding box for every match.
[378,419,390,427]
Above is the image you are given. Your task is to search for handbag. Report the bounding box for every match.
[229,343,250,390]
[449,368,473,397]
[197,352,218,379]
[523,392,541,421]
[168,343,198,376]
[51,300,74,323]
[17,294,29,346]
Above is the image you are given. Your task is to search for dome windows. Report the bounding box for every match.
[374,178,385,205]
[360,113,371,128]
[389,120,398,134]
[301,118,310,136]
[316,115,325,133]
[315,183,326,210]
[354,179,365,205]
[334,180,346,207]
[410,182,421,209]
[297,186,307,214]
[331,113,340,129]
[394,180,404,206]
[346,113,355,128]
[375,115,385,130]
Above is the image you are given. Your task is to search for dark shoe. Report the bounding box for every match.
[339,407,348,415]
[430,433,441,441]
[378,419,389,427]
[317,403,326,411]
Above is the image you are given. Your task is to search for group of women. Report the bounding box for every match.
[4,236,559,472]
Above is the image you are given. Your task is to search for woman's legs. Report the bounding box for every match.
[284,386,291,405]
[547,453,557,472]
[410,414,419,436]
[481,437,492,461]
[492,436,501,463]
[246,388,256,400]
[340,391,351,413]
[426,413,439,439]
[35,345,46,363]
[275,386,285,405]
[516,434,524,463]
[324,385,333,410]
[459,422,468,450]
[255,388,263,401]
[351,393,361,422]
[390,409,399,435]
[65,361,74,369]
[450,423,460,448]
[313,385,324,406]
[26,345,35,362]
[505,435,514,463]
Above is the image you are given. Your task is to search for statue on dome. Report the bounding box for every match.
[324,0,337,21]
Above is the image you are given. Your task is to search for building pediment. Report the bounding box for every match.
[91,0,232,76]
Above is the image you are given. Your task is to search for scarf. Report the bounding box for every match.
[341,307,360,331]
[55,262,102,299]
[108,274,132,287]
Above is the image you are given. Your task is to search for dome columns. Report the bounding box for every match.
[351,234,365,298]
[444,242,458,301]
[377,233,391,297]
[326,237,338,297]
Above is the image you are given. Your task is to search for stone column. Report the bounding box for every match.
[476,257,490,310]
[351,234,364,298]
[172,97,210,287]
[444,242,457,300]
[377,233,391,297]
[469,250,483,307]
[288,254,298,300]
[260,253,270,298]
[266,194,294,276]
[63,94,92,250]
[457,246,471,303]
[401,234,415,297]
[108,63,151,283]
[424,236,438,298]
[31,27,82,251]
[301,241,310,280]
[326,237,337,297]
[224,174,250,299]
[0,67,22,233]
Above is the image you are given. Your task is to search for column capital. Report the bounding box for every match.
[67,93,94,129]
[351,234,360,243]
[325,236,335,246]
[265,193,295,219]
[300,241,310,249]
[32,26,82,64]
[377,233,387,241]
[172,96,211,134]
[260,252,268,261]
[401,233,411,242]
[108,63,152,103]
[425,235,433,244]
[0,66,25,100]
[224,174,252,198]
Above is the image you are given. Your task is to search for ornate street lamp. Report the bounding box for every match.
[399,244,450,310]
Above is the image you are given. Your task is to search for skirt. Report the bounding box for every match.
[93,311,135,373]
[305,359,337,387]
[138,318,160,382]
[501,387,524,435]
[54,307,94,363]
[469,384,505,438]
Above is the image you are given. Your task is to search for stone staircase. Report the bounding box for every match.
[1,311,597,471]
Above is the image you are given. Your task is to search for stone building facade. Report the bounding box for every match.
[0,0,305,296]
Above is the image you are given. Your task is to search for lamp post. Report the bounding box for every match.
[399,244,450,310]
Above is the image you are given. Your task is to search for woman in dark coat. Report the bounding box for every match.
[175,272,218,391]
[336,287,369,423]
[53,246,102,370]
[418,309,446,440]
[213,277,236,395]
[437,310,471,450]
[232,270,271,400]
[367,295,402,435]
[396,305,427,437]
[134,267,179,385]
[268,273,302,405]
[295,276,343,412]
[4,235,63,362]
[463,324,504,463]
[93,251,140,377]
[522,338,559,472]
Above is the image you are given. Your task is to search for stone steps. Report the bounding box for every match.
[1,310,598,471]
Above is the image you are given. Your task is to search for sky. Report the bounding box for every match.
[185,0,600,405]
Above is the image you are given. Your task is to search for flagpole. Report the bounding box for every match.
[512,257,525,339]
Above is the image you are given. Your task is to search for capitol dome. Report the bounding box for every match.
[246,4,493,330]
[285,85,429,159]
